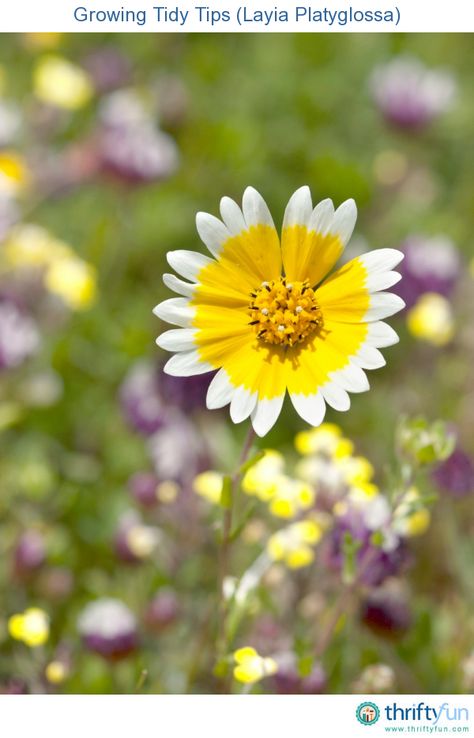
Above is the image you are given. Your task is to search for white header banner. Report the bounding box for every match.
[1,694,473,738]
[0,0,473,32]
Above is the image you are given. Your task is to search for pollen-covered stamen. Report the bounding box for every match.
[248,277,324,347]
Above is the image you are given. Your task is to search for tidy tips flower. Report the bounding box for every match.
[154,187,404,436]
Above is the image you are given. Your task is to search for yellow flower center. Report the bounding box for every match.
[248,277,323,347]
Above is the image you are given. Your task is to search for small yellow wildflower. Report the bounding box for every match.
[2,224,96,310]
[45,660,68,685]
[337,454,375,486]
[347,480,380,504]
[33,55,93,110]
[393,487,431,537]
[156,480,179,503]
[268,475,314,518]
[126,524,159,559]
[193,470,224,505]
[2,224,67,269]
[242,450,284,501]
[267,520,323,569]
[403,508,431,536]
[295,444,374,499]
[407,293,454,347]
[295,423,353,458]
[2,224,67,268]
[0,152,30,196]
[233,647,277,684]
[8,607,49,647]
[45,257,97,310]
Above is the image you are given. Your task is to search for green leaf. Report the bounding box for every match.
[341,532,362,585]
[397,416,456,467]
[229,502,258,542]
[213,659,230,678]
[370,531,384,548]
[220,475,233,509]
[238,450,265,476]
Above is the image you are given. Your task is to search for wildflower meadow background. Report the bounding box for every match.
[0,32,473,695]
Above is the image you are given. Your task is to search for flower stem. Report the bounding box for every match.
[314,547,378,659]
[216,425,256,672]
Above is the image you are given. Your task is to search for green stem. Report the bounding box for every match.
[216,425,256,677]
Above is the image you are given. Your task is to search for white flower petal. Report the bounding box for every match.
[207,368,235,410]
[220,196,247,236]
[251,395,285,437]
[156,328,197,352]
[289,391,326,427]
[167,250,213,282]
[195,212,231,258]
[329,198,357,246]
[365,292,405,321]
[164,350,213,377]
[307,198,334,235]
[366,270,402,292]
[242,187,275,228]
[320,381,351,411]
[230,386,258,423]
[330,363,370,393]
[153,297,195,327]
[359,248,404,273]
[352,344,386,370]
[162,273,196,298]
[283,186,313,229]
[366,321,400,348]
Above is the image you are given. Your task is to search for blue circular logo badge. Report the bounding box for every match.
[356,702,380,726]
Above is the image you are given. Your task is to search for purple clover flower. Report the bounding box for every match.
[82,48,132,93]
[120,361,170,435]
[361,583,412,636]
[14,531,46,576]
[77,598,138,660]
[322,511,408,587]
[432,447,474,498]
[97,89,178,186]
[371,56,456,131]
[273,663,326,694]
[128,471,161,508]
[145,589,180,632]
[0,298,40,370]
[394,236,461,309]
[119,360,210,436]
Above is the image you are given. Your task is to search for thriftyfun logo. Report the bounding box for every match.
[356,702,381,725]
[385,702,470,726]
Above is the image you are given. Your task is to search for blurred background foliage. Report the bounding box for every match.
[0,33,473,695]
